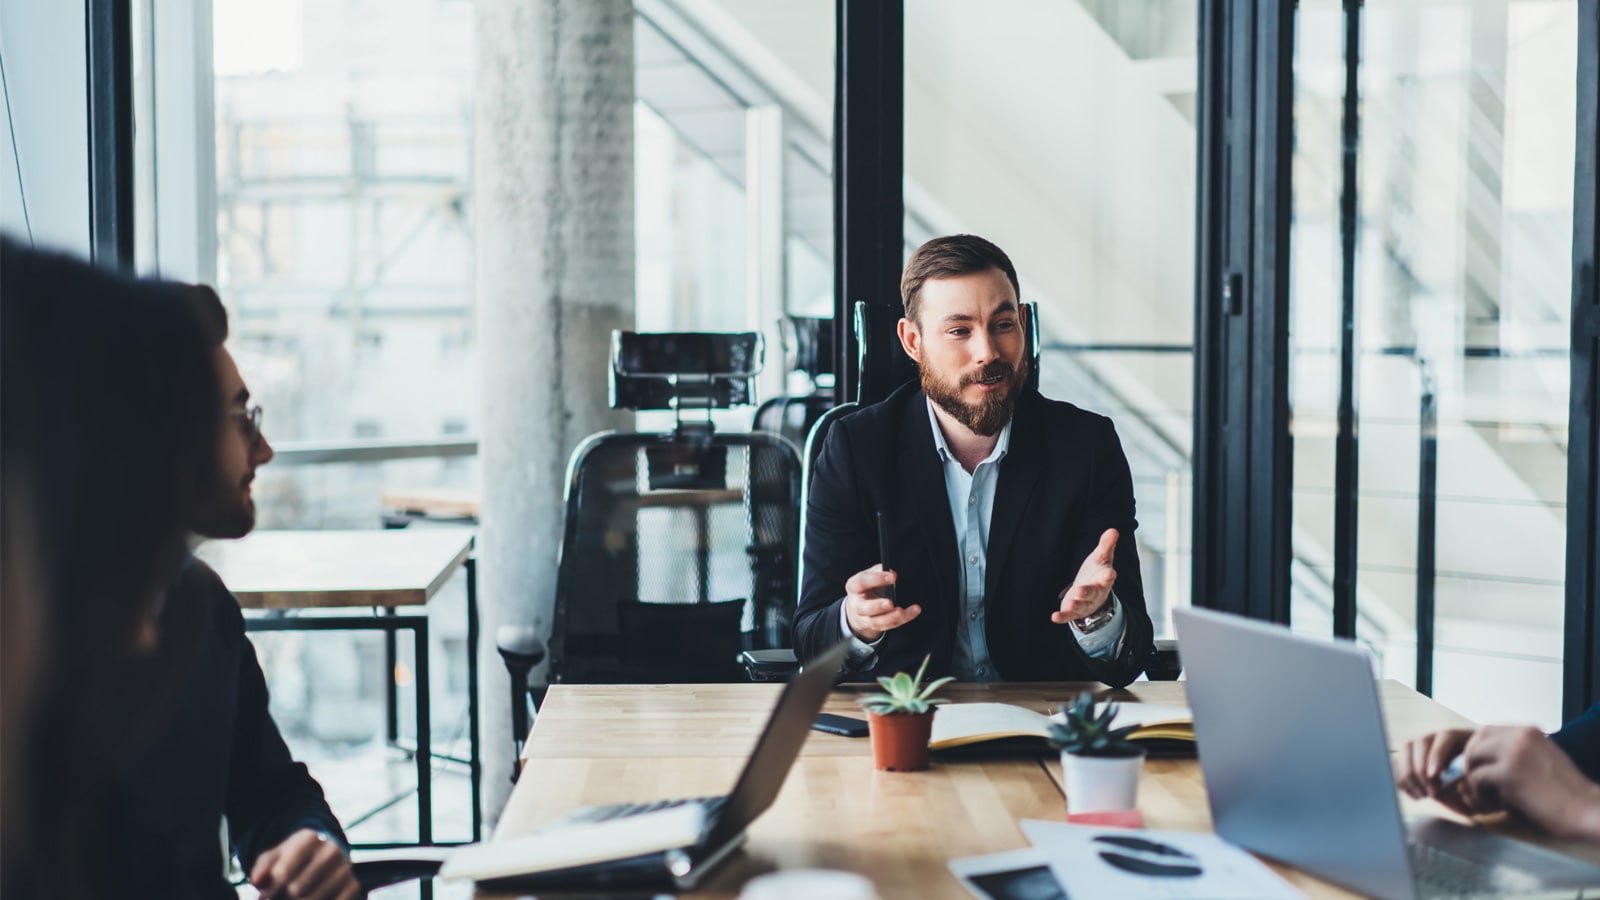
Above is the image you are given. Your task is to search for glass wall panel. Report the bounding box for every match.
[633,1,836,428]
[211,0,479,531]
[1289,0,1348,639]
[905,0,1199,637]
[1292,0,1576,729]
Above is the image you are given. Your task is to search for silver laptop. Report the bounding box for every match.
[1174,607,1600,900]
[487,639,851,892]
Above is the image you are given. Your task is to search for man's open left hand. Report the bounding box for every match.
[250,828,361,900]
[1052,529,1118,625]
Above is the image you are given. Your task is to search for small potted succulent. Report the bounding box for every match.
[860,656,954,772]
[1049,691,1145,813]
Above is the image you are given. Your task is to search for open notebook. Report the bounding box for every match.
[439,805,708,884]
[929,702,1195,757]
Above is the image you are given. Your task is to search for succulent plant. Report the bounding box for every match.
[860,655,954,715]
[1048,691,1142,757]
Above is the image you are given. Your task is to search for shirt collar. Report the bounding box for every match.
[925,397,1012,466]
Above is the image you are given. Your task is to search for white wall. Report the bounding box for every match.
[0,0,90,255]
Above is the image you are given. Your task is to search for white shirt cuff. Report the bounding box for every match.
[1070,594,1126,660]
[839,599,883,664]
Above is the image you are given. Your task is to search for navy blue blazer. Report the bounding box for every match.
[793,382,1155,685]
[114,559,346,899]
[1553,704,1600,784]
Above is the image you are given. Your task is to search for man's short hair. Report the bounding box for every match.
[180,284,229,346]
[900,234,1020,324]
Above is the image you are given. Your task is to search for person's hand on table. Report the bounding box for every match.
[1457,726,1600,840]
[1396,724,1600,841]
[844,564,919,643]
[1052,529,1118,625]
[250,828,361,900]
[1396,727,1476,814]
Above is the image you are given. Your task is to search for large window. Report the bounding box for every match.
[211,0,479,529]
[1290,0,1578,728]
[132,0,840,846]
[633,0,836,427]
[905,0,1199,636]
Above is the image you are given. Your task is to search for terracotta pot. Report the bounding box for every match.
[866,709,936,772]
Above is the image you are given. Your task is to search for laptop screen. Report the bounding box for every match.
[712,640,849,842]
[1173,608,1417,900]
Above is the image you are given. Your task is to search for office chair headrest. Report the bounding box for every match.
[609,331,764,411]
[779,315,835,381]
[854,301,919,406]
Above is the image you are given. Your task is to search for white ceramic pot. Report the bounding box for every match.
[739,869,879,900]
[1061,749,1146,814]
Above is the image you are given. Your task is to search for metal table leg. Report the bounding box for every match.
[244,613,438,853]
[413,615,432,848]
[384,608,400,747]
[465,555,482,842]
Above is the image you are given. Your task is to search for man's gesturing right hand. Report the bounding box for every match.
[844,564,921,643]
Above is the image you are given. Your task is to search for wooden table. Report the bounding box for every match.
[196,528,473,609]
[381,488,482,527]
[482,679,1582,899]
[197,528,481,850]
[378,487,746,524]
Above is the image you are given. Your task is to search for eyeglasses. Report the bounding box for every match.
[229,404,265,446]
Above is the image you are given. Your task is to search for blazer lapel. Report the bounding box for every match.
[985,391,1045,604]
[898,392,959,613]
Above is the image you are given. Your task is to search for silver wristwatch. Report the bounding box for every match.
[1072,602,1117,634]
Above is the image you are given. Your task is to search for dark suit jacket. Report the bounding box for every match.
[794,382,1155,686]
[1553,703,1600,784]
[114,558,347,899]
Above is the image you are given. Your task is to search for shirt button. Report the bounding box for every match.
[969,611,978,621]
[968,554,978,565]
[968,495,977,505]
[977,666,987,677]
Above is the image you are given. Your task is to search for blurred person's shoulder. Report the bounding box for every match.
[170,553,246,628]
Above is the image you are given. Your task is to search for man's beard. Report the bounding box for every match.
[190,481,257,540]
[921,357,1028,437]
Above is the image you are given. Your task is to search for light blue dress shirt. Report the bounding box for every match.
[840,400,1126,678]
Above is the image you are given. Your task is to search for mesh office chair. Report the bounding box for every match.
[747,316,834,633]
[750,315,837,451]
[542,332,804,687]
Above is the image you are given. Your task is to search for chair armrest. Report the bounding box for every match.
[739,648,800,682]
[351,847,449,890]
[1145,638,1182,681]
[495,625,548,669]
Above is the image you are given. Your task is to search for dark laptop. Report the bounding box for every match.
[1175,607,1600,900]
[479,639,851,893]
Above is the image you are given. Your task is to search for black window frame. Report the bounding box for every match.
[1564,0,1600,721]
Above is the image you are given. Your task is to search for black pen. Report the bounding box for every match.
[876,509,896,603]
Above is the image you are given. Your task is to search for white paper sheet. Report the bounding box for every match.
[948,821,1304,900]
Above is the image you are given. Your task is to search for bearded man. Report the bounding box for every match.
[793,234,1155,685]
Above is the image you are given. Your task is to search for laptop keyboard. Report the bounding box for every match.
[1410,839,1545,898]
[564,795,728,825]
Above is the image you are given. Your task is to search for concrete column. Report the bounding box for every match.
[475,0,634,819]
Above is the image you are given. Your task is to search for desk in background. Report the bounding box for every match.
[380,488,480,528]
[196,528,481,849]
[381,486,745,605]
[483,680,1588,899]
